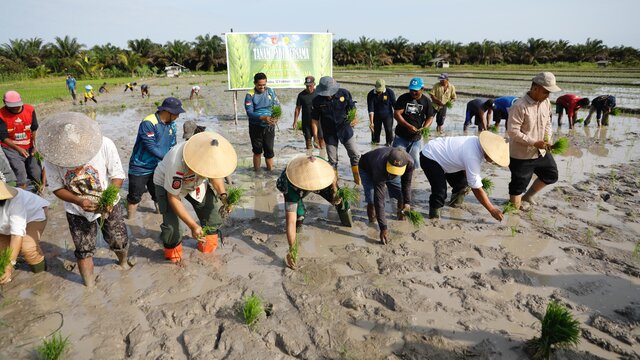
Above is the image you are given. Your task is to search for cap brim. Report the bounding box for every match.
[158,106,186,115]
[386,162,406,176]
[316,83,340,96]
[4,101,23,107]
[408,86,422,91]
[543,84,561,92]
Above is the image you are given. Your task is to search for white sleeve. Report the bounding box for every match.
[8,200,28,236]
[103,138,126,180]
[43,161,65,192]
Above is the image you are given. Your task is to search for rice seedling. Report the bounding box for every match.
[242,294,264,329]
[503,201,518,214]
[346,108,357,123]
[526,301,581,360]
[336,186,360,205]
[511,225,518,237]
[295,121,303,131]
[36,331,71,360]
[201,225,218,236]
[288,237,299,268]
[481,177,494,195]
[488,124,498,133]
[421,127,431,141]
[586,228,595,246]
[33,152,44,162]
[445,101,453,109]
[31,179,45,194]
[154,101,160,107]
[633,241,640,260]
[575,118,584,124]
[97,184,119,212]
[610,107,621,116]
[271,105,282,119]
[0,248,12,278]
[226,186,245,206]
[550,137,569,155]
[405,209,424,228]
[120,104,126,109]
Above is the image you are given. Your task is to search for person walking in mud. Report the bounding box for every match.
[153,131,236,262]
[39,112,131,287]
[367,79,396,146]
[429,73,456,133]
[556,94,590,129]
[464,98,494,132]
[244,72,280,172]
[83,85,97,104]
[507,72,561,210]
[311,76,361,184]
[140,84,150,98]
[492,96,518,129]
[392,77,434,166]
[66,74,77,105]
[127,97,183,220]
[420,132,509,220]
[584,95,616,127]
[359,147,413,244]
[293,76,323,152]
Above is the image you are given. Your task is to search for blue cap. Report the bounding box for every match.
[408,77,424,91]
[157,97,185,115]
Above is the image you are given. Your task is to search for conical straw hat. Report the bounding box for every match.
[479,131,510,167]
[36,112,103,167]
[0,181,17,200]
[183,131,237,179]
[286,156,335,191]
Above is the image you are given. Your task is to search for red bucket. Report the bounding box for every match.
[197,234,218,253]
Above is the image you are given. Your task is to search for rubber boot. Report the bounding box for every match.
[429,207,441,219]
[164,243,183,263]
[30,259,47,273]
[366,203,376,223]
[127,202,138,220]
[78,257,95,287]
[447,187,470,208]
[351,165,361,185]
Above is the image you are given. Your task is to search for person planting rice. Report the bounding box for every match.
[393,77,435,166]
[584,95,616,127]
[190,85,201,100]
[555,93,590,129]
[39,112,130,287]
[83,85,97,104]
[311,76,361,184]
[293,76,324,152]
[140,84,149,98]
[359,147,413,244]
[153,131,236,263]
[420,131,509,220]
[99,82,109,94]
[429,73,456,133]
[245,72,280,172]
[507,72,560,211]
[367,79,396,146]
[124,82,137,93]
[492,96,518,128]
[464,98,494,132]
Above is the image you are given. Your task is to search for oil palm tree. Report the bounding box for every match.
[192,34,225,71]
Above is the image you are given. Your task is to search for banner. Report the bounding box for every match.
[225,32,333,90]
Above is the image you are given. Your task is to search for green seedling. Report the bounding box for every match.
[201,225,218,236]
[421,127,431,141]
[33,152,44,162]
[154,101,160,107]
[271,105,282,119]
[295,121,303,131]
[288,237,299,268]
[511,225,518,237]
[633,241,640,260]
[405,209,425,228]
[550,137,569,155]
[586,228,595,246]
[0,247,12,278]
[503,201,518,214]
[336,186,360,205]
[242,294,264,329]
[488,124,498,133]
[97,184,119,212]
[121,104,126,109]
[575,118,584,124]
[36,331,71,360]
[346,108,357,123]
[226,186,245,206]
[445,101,453,109]
[526,301,581,360]
[481,177,494,195]
[610,108,621,116]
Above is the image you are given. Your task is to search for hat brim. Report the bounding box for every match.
[286,156,335,191]
[183,131,237,179]
[542,84,561,92]
[479,131,510,167]
[375,86,386,93]
[158,106,186,115]
[408,85,423,91]
[36,112,103,167]
[386,162,406,176]
[4,101,23,107]
[0,182,18,200]
[316,83,340,96]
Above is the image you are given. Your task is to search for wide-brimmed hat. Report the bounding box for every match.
[286,156,335,191]
[157,97,186,115]
[3,90,23,107]
[532,72,561,92]
[36,112,103,167]
[386,148,408,176]
[183,131,237,179]
[375,79,386,93]
[0,181,17,200]
[479,131,510,167]
[316,76,340,96]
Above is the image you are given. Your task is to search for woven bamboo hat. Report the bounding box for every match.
[479,131,510,167]
[286,156,335,191]
[183,131,237,179]
[36,112,103,167]
[0,181,17,200]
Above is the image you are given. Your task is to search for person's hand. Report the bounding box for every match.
[79,198,98,212]
[533,140,548,150]
[292,121,298,130]
[0,264,13,284]
[379,229,389,244]
[489,206,504,221]
[17,147,29,158]
[369,122,374,131]
[350,118,358,128]
[408,125,418,134]
[190,224,203,241]
[218,193,232,218]
[402,203,411,214]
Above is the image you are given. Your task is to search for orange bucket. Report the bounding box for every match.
[197,234,218,253]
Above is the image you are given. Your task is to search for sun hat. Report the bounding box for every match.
[386,148,409,176]
[438,73,449,80]
[375,79,386,93]
[532,72,561,92]
[479,131,510,167]
[36,112,103,167]
[183,120,206,140]
[304,76,315,85]
[0,181,18,200]
[408,77,424,91]
[183,131,237,179]
[85,85,93,91]
[3,91,23,107]
[316,76,340,96]
[157,97,186,115]
[286,156,335,191]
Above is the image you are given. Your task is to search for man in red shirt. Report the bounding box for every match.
[556,94,590,129]
[0,91,42,189]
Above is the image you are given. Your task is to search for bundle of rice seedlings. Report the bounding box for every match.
[421,127,431,141]
[575,118,584,124]
[0,247,12,278]
[97,184,119,212]
[633,241,640,259]
[36,332,71,360]
[446,101,453,109]
[610,107,621,116]
[243,294,264,329]
[336,186,360,205]
[405,209,425,228]
[503,201,518,214]
[288,237,299,268]
[226,186,245,206]
[488,125,498,133]
[295,121,303,131]
[33,152,44,162]
[271,105,282,119]
[346,108,357,123]
[550,137,569,155]
[481,177,494,195]
[526,301,581,360]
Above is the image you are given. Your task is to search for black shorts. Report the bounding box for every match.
[508,152,558,195]
[302,119,323,141]
[249,123,275,158]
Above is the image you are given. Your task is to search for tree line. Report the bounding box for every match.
[1,35,639,80]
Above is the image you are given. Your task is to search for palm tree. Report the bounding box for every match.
[91,43,122,69]
[128,38,155,58]
[117,51,143,77]
[192,34,225,71]
[50,35,85,59]
[383,36,413,64]
[357,36,384,68]
[164,40,192,66]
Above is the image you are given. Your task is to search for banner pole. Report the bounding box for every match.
[233,90,238,125]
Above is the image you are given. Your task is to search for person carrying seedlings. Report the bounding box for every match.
[39,112,130,287]
[493,96,518,128]
[277,155,344,268]
[359,147,414,244]
[153,131,236,262]
[140,84,150,98]
[99,82,109,94]
[420,132,509,220]
[556,94,590,129]
[124,82,137,93]
[584,95,616,127]
[244,72,280,172]
[429,73,456,133]
[0,91,43,190]
[294,76,323,151]
[367,79,396,146]
[66,74,77,105]
[507,72,561,211]
[190,85,201,100]
[0,181,49,284]
[392,77,435,167]
[464,98,494,132]
[127,97,183,219]
[311,76,361,184]
[83,85,97,104]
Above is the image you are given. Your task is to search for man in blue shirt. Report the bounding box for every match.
[127,97,183,219]
[493,96,518,128]
[367,79,396,146]
[66,74,77,105]
[245,72,279,172]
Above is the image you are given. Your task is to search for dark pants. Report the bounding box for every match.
[3,147,42,187]
[249,124,275,159]
[435,107,448,126]
[420,154,467,210]
[66,203,129,259]
[371,115,394,145]
[508,153,558,195]
[127,173,157,204]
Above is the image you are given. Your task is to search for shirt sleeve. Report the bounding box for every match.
[31,110,39,131]
[544,100,553,141]
[163,163,185,196]
[0,119,8,141]
[138,120,164,159]
[244,93,261,122]
[507,103,536,146]
[8,207,28,236]
[44,161,65,192]
[296,93,302,107]
[450,85,457,100]
[103,139,126,180]
[464,150,484,189]
[271,88,280,106]
[367,91,375,113]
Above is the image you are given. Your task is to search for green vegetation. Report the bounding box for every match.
[0,77,132,105]
[36,331,71,360]
[445,101,453,109]
[405,209,425,228]
[421,127,431,141]
[488,124,498,133]
[201,225,218,236]
[33,152,44,162]
[336,186,360,205]
[242,294,264,329]
[503,201,518,214]
[226,186,245,206]
[550,137,569,155]
[575,118,584,124]
[271,105,282,119]
[633,241,640,259]
[97,184,119,212]
[511,226,518,237]
[526,301,581,360]
[0,247,12,278]
[296,121,303,131]
[288,237,299,269]
[610,107,621,116]
[346,108,357,123]
[481,177,494,195]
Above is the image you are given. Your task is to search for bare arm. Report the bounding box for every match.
[53,188,97,212]
[394,109,418,133]
[293,105,301,129]
[471,187,503,221]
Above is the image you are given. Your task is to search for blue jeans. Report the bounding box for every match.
[360,170,402,205]
[392,136,422,167]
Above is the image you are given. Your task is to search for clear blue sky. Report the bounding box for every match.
[3,0,639,48]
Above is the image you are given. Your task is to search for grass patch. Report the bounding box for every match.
[526,301,581,360]
[421,127,431,141]
[0,247,12,278]
[226,186,245,206]
[242,294,264,329]
[36,331,71,360]
[503,201,518,214]
[481,177,494,195]
[346,108,357,123]
[336,186,360,205]
[405,209,424,228]
[271,105,282,119]
[550,137,569,155]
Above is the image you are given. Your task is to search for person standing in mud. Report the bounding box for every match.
[584,95,616,127]
[293,76,323,152]
[429,73,456,133]
[392,77,434,167]
[359,147,413,244]
[153,132,235,262]
[464,98,494,132]
[507,72,560,210]
[556,94,590,129]
[244,72,279,172]
[492,96,518,129]
[367,79,396,146]
[126,97,183,220]
[39,112,130,287]
[312,76,361,184]
[66,74,77,105]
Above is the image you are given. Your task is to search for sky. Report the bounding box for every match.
[3,0,640,49]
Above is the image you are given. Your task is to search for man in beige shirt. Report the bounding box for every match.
[429,73,456,133]
[506,72,561,210]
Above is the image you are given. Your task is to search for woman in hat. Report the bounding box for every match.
[420,131,509,220]
[153,131,236,262]
[0,181,49,284]
[84,85,97,104]
[39,112,130,287]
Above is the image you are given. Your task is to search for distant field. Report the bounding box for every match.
[0,77,134,105]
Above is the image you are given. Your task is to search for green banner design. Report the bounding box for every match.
[225,32,333,90]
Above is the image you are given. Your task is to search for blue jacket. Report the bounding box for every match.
[66,77,76,90]
[128,113,177,176]
[245,87,279,127]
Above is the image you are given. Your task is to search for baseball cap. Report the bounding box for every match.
[375,79,386,93]
[304,76,315,85]
[438,73,449,80]
[386,148,409,176]
[157,97,186,115]
[532,72,561,92]
[3,91,23,107]
[408,77,424,91]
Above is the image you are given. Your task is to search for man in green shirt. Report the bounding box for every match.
[429,73,457,133]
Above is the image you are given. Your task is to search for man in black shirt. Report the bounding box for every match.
[293,76,323,151]
[367,79,396,146]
